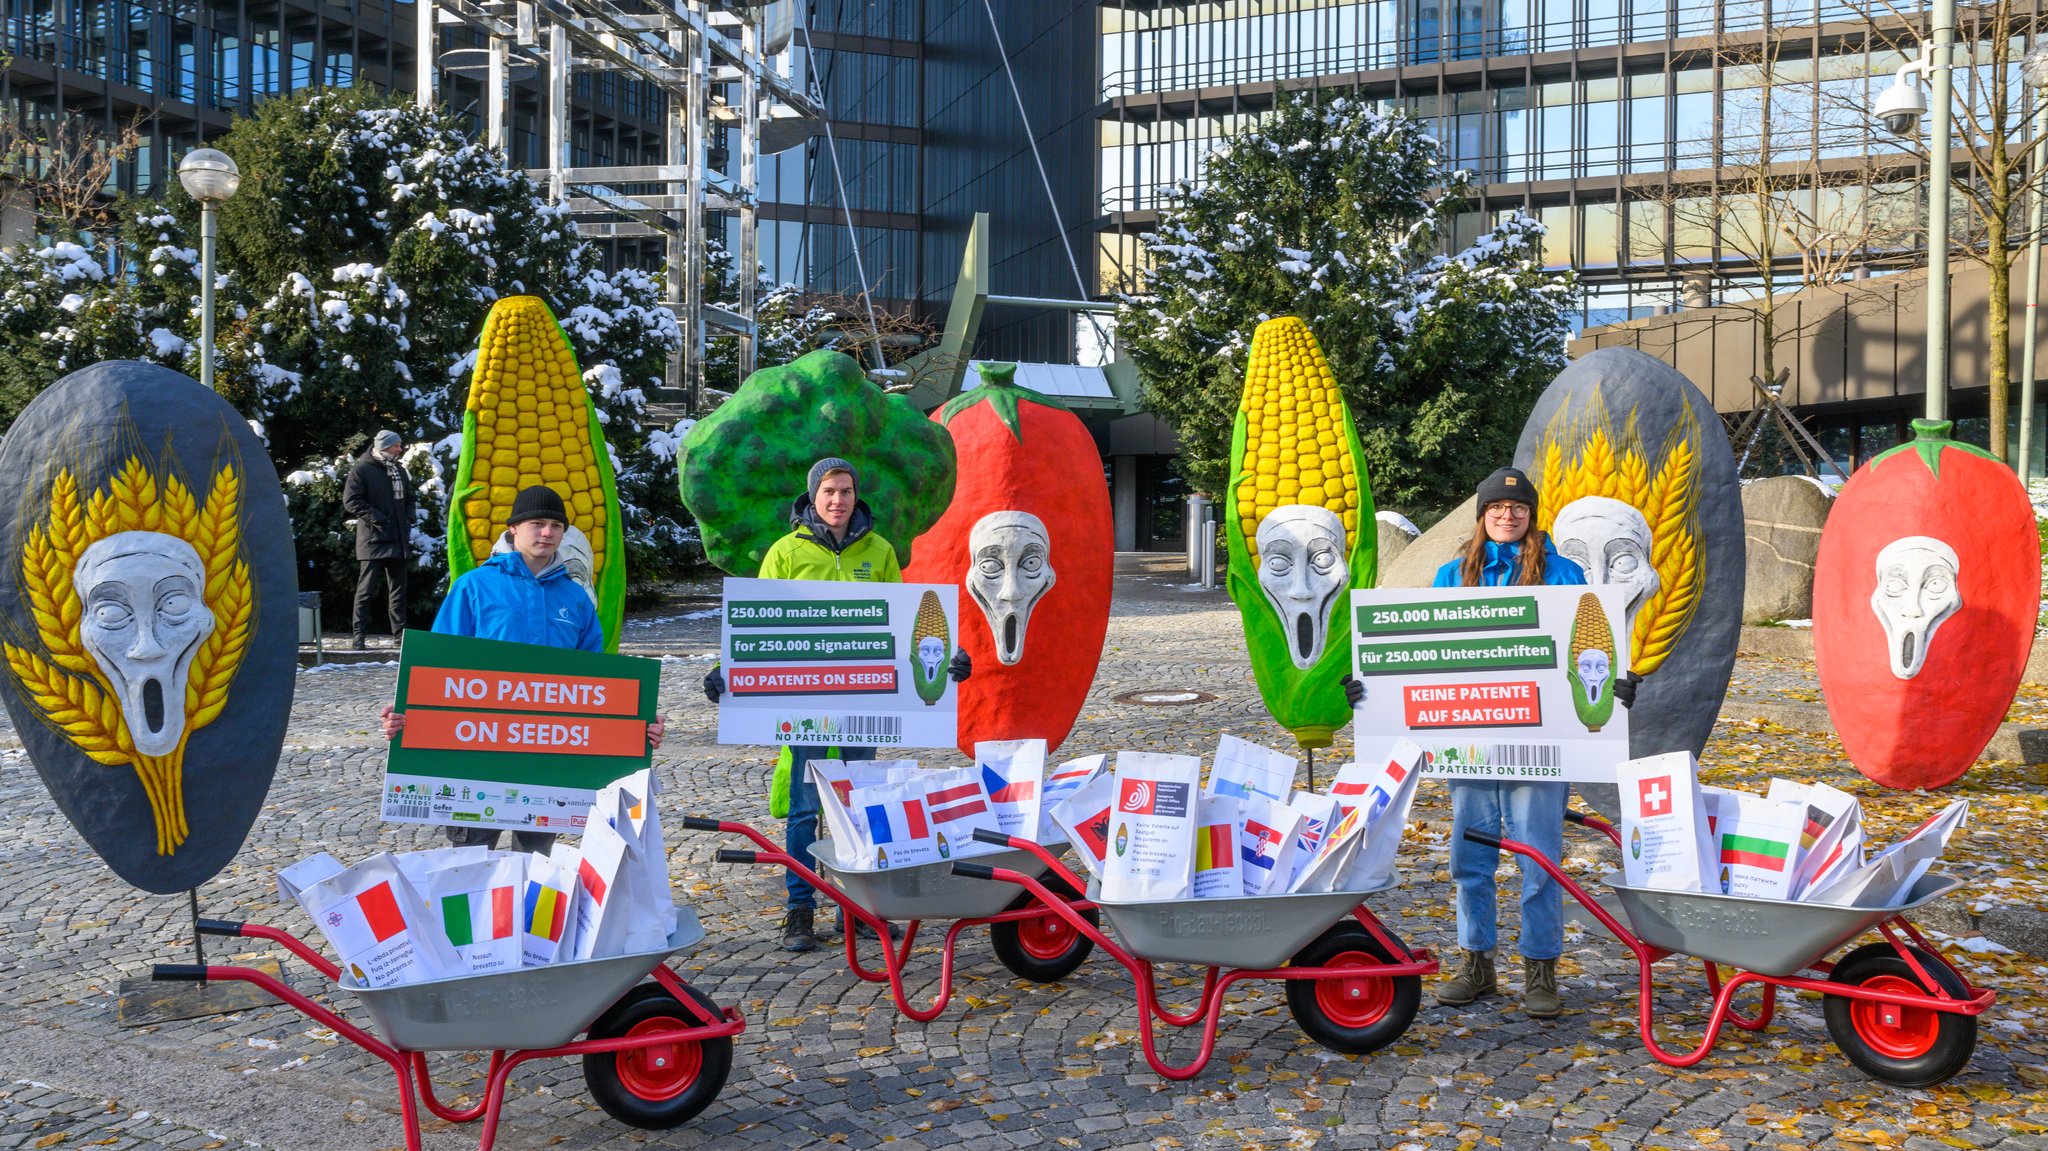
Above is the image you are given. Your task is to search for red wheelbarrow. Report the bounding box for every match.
[151,912,744,1150]
[953,830,1438,1080]
[1474,810,1995,1087]
[683,816,1099,1021]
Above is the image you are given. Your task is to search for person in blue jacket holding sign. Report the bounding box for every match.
[378,486,664,850]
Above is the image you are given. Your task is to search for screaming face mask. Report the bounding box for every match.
[916,635,947,682]
[965,511,1055,666]
[1870,536,1961,679]
[1576,647,1611,704]
[1551,496,1660,633]
[73,532,216,757]
[1254,504,1349,670]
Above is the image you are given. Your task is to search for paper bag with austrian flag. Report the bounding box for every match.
[300,853,458,988]
[1711,791,1806,899]
[1206,734,1296,804]
[809,759,922,867]
[1040,754,1107,843]
[1048,768,1117,881]
[564,791,668,961]
[1100,752,1202,902]
[1616,752,1716,892]
[1236,793,1307,897]
[420,854,526,975]
[918,765,1004,860]
[975,739,1048,840]
[1192,795,1246,899]
[1331,738,1426,891]
[598,768,675,937]
[846,777,940,870]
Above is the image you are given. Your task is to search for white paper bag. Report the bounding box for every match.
[917,766,1005,861]
[1285,791,1341,889]
[1039,754,1107,842]
[520,849,582,966]
[419,854,525,975]
[1290,805,1367,894]
[1330,738,1426,891]
[300,853,457,988]
[1206,734,1296,804]
[809,759,922,867]
[1711,791,1807,899]
[566,791,668,960]
[1192,796,1245,899]
[277,852,345,905]
[1808,800,1967,908]
[393,844,488,888]
[1236,793,1307,897]
[846,777,941,870]
[600,769,676,938]
[1767,778,1864,898]
[975,738,1048,840]
[1048,769,1117,881]
[1616,752,1717,893]
[1100,752,1201,902]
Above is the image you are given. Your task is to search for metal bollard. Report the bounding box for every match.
[1185,494,1212,581]
[1200,518,1219,588]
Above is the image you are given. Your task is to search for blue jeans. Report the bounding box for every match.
[785,744,876,911]
[1449,779,1568,960]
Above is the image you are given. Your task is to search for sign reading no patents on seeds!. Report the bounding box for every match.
[1349,586,1631,783]
[383,630,658,833]
[716,577,959,749]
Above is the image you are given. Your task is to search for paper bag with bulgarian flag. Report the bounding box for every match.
[520,849,582,966]
[1101,752,1201,902]
[1048,768,1117,882]
[1039,754,1107,843]
[1330,738,1426,890]
[1192,795,1245,899]
[1615,752,1715,891]
[1205,734,1295,804]
[420,854,525,975]
[300,853,457,988]
[809,759,922,867]
[847,777,940,870]
[1237,793,1307,897]
[1712,791,1806,898]
[1766,778,1864,898]
[975,738,1048,840]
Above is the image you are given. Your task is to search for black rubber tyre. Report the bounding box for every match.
[1822,943,1977,1088]
[582,982,733,1129]
[1284,924,1422,1056]
[988,874,1098,983]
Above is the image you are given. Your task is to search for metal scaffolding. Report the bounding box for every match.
[413,0,813,412]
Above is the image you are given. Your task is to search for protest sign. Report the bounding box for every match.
[383,630,658,834]
[715,577,962,749]
[1100,753,1201,901]
[1349,586,1632,783]
[1615,753,1716,892]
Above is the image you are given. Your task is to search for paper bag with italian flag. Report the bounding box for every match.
[420,854,525,975]
[1237,793,1307,897]
[519,849,582,966]
[1712,791,1806,898]
[1192,795,1245,899]
[1039,754,1107,843]
[975,738,1048,840]
[1048,768,1117,881]
[299,853,457,988]
[1205,734,1295,804]
[1100,752,1201,902]
[1616,752,1716,892]
[846,777,939,870]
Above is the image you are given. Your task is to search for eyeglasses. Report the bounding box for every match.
[1483,502,1531,518]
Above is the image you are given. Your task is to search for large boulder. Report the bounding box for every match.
[1742,476,1833,623]
[1379,496,1477,587]
[1375,511,1420,575]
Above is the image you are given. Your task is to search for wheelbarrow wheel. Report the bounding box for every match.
[1285,924,1421,1056]
[989,874,1098,983]
[1822,943,1976,1088]
[583,982,732,1129]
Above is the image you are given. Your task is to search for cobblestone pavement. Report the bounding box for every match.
[3,556,2046,1151]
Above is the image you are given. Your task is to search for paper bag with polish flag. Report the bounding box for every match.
[809,759,923,867]
[1205,734,1296,804]
[1331,738,1426,891]
[1237,793,1307,897]
[1048,769,1117,882]
[1100,752,1202,902]
[1192,795,1245,899]
[847,778,940,870]
[277,852,345,905]
[921,765,1004,860]
[1766,778,1864,898]
[1039,754,1107,843]
[975,738,1048,840]
[520,849,582,966]
[420,854,526,975]
[1615,752,1716,892]
[1711,791,1806,899]
[300,853,457,988]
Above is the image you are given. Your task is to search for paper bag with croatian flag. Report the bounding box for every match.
[809,759,922,867]
[277,852,345,905]
[420,854,525,975]
[847,778,940,870]
[1329,738,1426,891]
[1205,734,1296,804]
[1712,791,1806,898]
[1615,752,1716,892]
[1048,768,1117,881]
[1039,754,1107,843]
[1192,795,1245,899]
[1100,752,1202,902]
[1237,793,1307,898]
[975,738,1048,840]
[599,768,676,938]
[1766,778,1864,898]
[565,791,669,961]
[520,849,582,966]
[1290,805,1367,894]
[300,853,458,988]
[921,765,1004,860]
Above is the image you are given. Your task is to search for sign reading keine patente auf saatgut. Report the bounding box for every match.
[716,577,959,748]
[382,630,659,833]
[1348,586,1632,783]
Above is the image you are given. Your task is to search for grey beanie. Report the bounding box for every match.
[807,457,857,498]
[373,430,401,451]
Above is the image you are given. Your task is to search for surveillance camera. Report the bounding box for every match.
[1874,79,1928,138]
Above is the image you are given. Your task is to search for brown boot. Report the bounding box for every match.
[1523,957,1561,1018]
[1434,949,1497,1006]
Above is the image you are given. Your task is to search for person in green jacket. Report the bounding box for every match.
[703,457,970,950]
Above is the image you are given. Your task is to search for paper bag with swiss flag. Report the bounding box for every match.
[1615,752,1716,892]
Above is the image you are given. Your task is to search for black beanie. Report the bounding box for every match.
[1475,467,1536,518]
[506,485,569,527]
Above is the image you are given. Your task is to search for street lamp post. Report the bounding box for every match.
[2019,42,2048,485]
[1874,1,1956,424]
[175,148,241,392]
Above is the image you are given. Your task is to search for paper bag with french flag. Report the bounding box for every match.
[1048,768,1117,882]
[1237,793,1307,897]
[420,854,525,975]
[299,853,457,988]
[520,849,582,966]
[1039,754,1107,843]
[1101,752,1201,902]
[1205,734,1296,804]
[1615,751,1716,892]
[599,768,676,938]
[1332,738,1426,891]
[809,759,922,866]
[847,778,940,870]
[1192,795,1245,899]
[1712,791,1806,899]
[565,791,668,961]
[975,739,1048,840]
[921,765,1004,860]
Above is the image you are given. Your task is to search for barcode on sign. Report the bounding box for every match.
[839,715,902,739]
[385,802,431,820]
[1483,744,1562,768]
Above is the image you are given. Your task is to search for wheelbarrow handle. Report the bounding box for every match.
[681,815,724,832]
[1564,809,1592,826]
[152,964,210,982]
[951,863,998,881]
[1462,829,1503,849]
[971,829,1015,847]
[195,917,246,936]
[716,848,759,865]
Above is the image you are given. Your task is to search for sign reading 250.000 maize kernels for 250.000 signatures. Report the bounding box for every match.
[1349,586,1632,783]
[716,577,960,749]
[383,630,659,833]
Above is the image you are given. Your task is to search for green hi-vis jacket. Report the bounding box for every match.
[758,497,902,583]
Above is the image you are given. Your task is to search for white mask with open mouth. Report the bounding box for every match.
[1551,496,1660,634]
[1254,504,1349,670]
[966,511,1055,666]
[916,635,947,681]
[1870,535,1961,679]
[1576,647,1611,704]
[73,531,216,757]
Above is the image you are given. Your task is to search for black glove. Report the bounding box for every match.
[703,667,726,703]
[948,649,972,682]
[1614,671,1643,709]
[1340,673,1365,708]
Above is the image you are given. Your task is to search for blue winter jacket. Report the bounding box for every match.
[1433,537,1587,588]
[432,550,605,651]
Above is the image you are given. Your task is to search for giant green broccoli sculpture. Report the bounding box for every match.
[679,348,957,575]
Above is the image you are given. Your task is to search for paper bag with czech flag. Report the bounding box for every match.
[921,765,1004,860]
[299,852,458,988]
[420,854,525,975]
[1100,752,1201,902]
[520,849,582,966]
[1327,738,1426,890]
[975,738,1047,840]
[1615,751,1716,892]
[1048,768,1117,882]
[1192,795,1245,898]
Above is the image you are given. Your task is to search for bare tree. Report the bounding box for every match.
[0,106,144,240]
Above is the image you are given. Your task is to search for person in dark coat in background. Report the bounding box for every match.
[342,430,416,650]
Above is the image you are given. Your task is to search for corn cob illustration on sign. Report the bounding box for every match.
[1225,317,1377,749]
[448,296,625,650]
[0,361,297,895]
[1567,592,1617,732]
[910,589,951,706]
